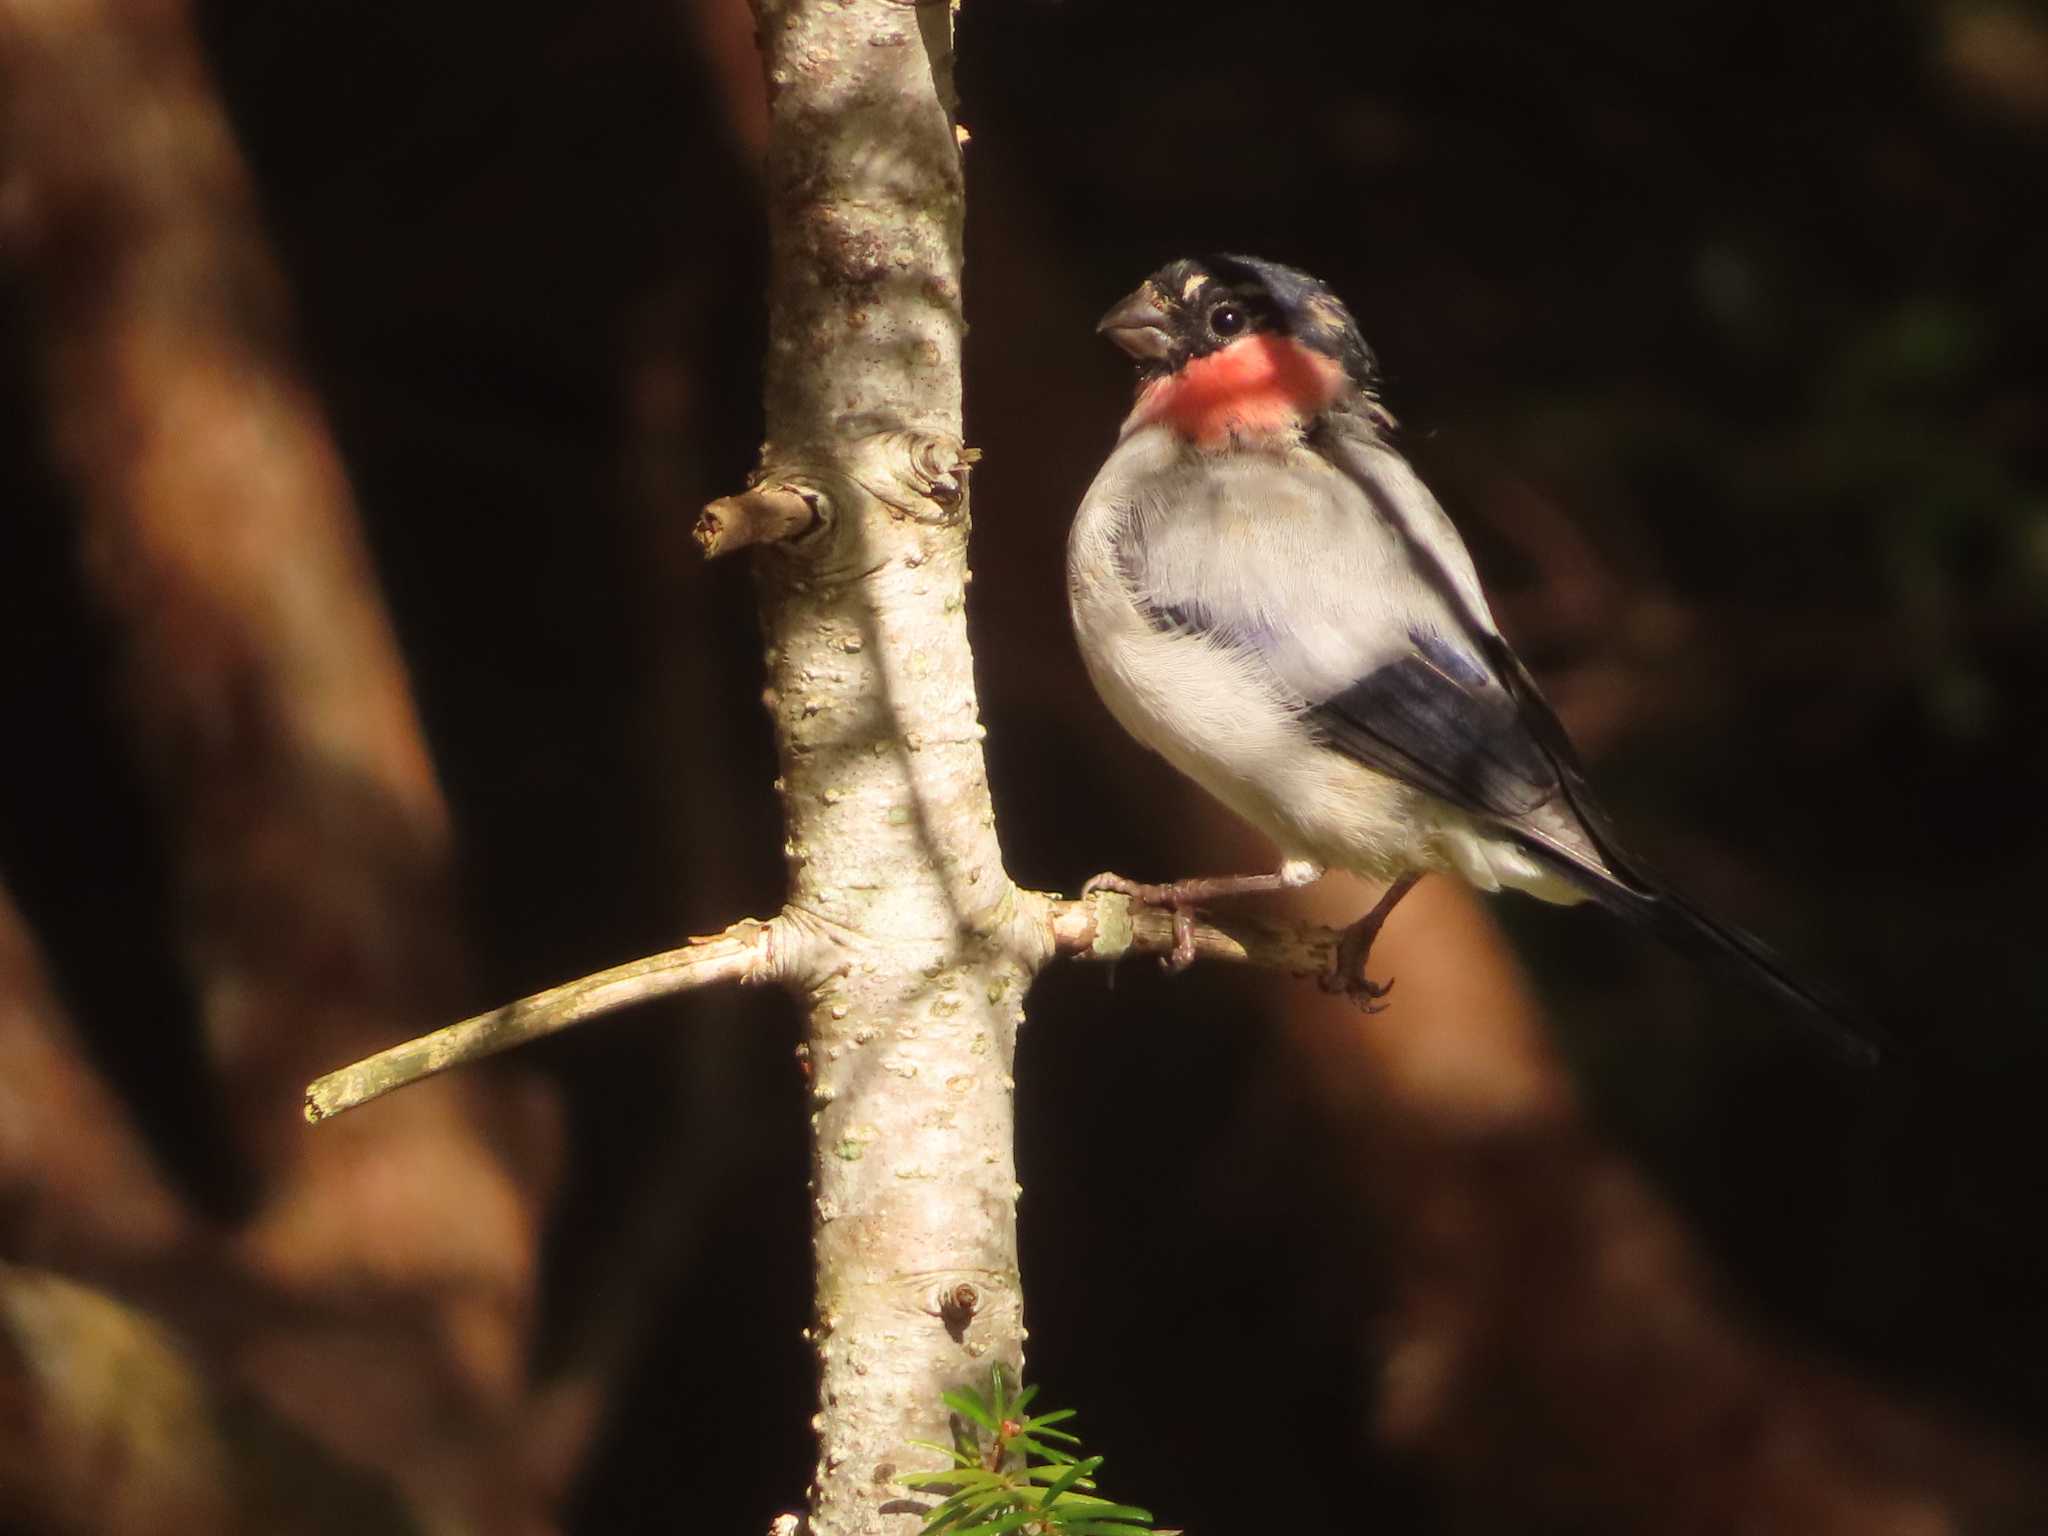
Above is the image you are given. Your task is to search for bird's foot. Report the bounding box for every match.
[1318,873,1422,1014]
[1082,870,1201,972]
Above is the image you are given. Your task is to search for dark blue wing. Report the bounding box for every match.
[1310,624,1563,821]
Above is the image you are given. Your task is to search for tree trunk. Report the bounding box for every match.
[748,1,1029,1530]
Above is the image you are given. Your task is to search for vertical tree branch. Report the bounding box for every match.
[741,1,1033,1530]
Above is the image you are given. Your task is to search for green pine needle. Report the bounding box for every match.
[905,1366,1171,1536]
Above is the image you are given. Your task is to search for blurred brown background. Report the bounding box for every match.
[3,0,2046,1532]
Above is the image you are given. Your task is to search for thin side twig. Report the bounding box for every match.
[303,918,783,1123]
[694,484,820,558]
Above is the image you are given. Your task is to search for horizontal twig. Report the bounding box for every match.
[694,484,819,558]
[303,919,781,1124]
[1039,889,1344,977]
[302,894,1349,1125]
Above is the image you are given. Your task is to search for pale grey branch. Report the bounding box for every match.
[303,919,785,1123]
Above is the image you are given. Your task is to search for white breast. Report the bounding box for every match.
[1066,428,1419,878]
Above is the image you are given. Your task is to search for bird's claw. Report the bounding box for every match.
[1320,964,1396,1013]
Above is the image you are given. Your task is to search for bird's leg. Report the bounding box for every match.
[1083,859,1324,973]
[1322,873,1421,1011]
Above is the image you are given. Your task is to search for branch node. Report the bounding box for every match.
[1091,890,1135,958]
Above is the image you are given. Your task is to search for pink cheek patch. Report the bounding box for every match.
[1132,334,1346,446]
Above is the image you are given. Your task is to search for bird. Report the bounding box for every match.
[1067,252,1878,1062]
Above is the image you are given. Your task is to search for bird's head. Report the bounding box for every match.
[1098,254,1382,447]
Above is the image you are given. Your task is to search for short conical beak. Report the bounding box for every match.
[1096,284,1174,362]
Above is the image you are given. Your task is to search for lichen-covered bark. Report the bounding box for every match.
[746,1,1033,1531]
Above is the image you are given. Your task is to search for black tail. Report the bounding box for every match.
[1531,848,1889,1067]
[1472,642,1887,1063]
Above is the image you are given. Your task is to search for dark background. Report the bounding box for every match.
[4,1,2046,1531]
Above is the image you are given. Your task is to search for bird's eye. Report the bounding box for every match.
[1209,303,1247,337]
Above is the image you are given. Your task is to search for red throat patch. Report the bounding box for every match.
[1128,333,1347,447]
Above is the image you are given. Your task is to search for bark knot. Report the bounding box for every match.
[936,1282,978,1342]
[846,429,975,524]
